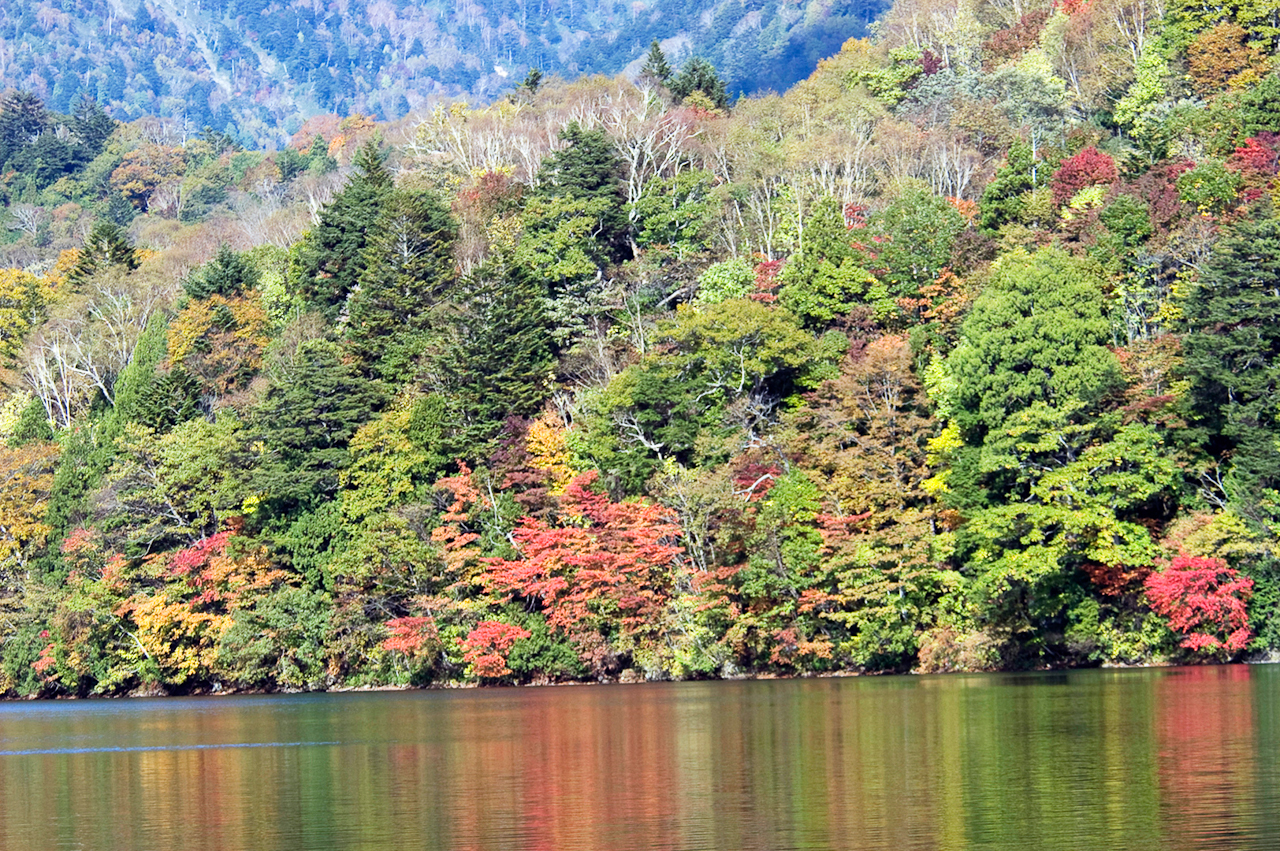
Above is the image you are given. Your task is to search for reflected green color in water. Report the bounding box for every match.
[0,665,1276,850]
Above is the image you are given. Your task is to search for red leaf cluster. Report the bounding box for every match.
[483,473,682,664]
[751,258,783,303]
[1144,554,1253,654]
[1227,134,1279,201]
[1051,146,1118,207]
[382,616,439,656]
[460,621,532,678]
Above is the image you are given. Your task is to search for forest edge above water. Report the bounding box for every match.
[3,0,1280,697]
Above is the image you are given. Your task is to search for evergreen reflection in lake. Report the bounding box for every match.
[0,665,1277,850]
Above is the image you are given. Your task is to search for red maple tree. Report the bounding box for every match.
[483,472,683,674]
[1051,145,1118,207]
[1144,554,1253,655]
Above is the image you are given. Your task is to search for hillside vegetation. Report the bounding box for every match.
[1,0,1280,694]
[1,0,883,144]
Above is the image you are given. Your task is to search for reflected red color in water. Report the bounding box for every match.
[1,668,1279,850]
[1155,665,1258,849]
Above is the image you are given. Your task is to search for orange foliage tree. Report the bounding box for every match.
[484,472,683,676]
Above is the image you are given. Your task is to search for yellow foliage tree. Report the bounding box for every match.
[525,415,576,495]
[0,268,56,362]
[167,293,271,397]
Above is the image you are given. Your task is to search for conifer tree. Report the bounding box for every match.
[641,40,672,84]
[67,220,139,288]
[533,121,630,268]
[1183,215,1280,525]
[69,96,116,155]
[294,141,394,318]
[424,254,553,457]
[669,58,728,109]
[184,244,260,301]
[253,339,385,517]
[345,187,457,383]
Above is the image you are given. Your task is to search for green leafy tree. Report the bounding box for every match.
[945,247,1123,454]
[586,299,832,491]
[101,414,252,553]
[631,169,718,257]
[778,195,876,327]
[873,187,966,300]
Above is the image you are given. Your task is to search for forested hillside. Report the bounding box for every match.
[2,0,1280,695]
[0,0,883,145]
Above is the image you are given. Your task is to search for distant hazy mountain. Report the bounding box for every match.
[0,0,886,145]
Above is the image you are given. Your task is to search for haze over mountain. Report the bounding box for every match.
[1,0,885,145]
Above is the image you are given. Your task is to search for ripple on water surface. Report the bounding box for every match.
[0,667,1277,851]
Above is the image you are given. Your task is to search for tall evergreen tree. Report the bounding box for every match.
[1183,214,1280,524]
[294,141,394,318]
[345,187,457,383]
[253,339,385,518]
[184,243,260,300]
[641,40,672,84]
[0,91,48,168]
[424,254,553,457]
[533,121,630,267]
[68,220,139,288]
[668,57,729,109]
[69,96,116,156]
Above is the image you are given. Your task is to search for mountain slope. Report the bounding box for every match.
[0,0,887,145]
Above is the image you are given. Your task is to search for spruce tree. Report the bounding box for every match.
[534,121,629,266]
[67,220,139,288]
[669,58,728,109]
[426,255,553,457]
[641,40,672,84]
[184,243,260,300]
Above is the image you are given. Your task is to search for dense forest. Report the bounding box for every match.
[1,0,1280,696]
[0,0,883,145]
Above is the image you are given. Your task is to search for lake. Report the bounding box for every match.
[0,665,1276,850]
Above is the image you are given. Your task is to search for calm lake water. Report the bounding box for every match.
[0,665,1277,850]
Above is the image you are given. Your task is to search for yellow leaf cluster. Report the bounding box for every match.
[525,415,576,495]
[167,293,271,393]
[123,594,232,683]
[0,441,59,569]
[0,267,56,361]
